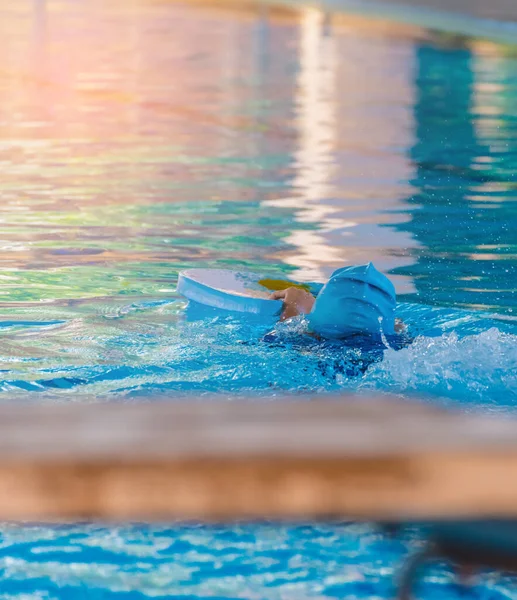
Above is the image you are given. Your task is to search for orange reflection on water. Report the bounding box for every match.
[266,7,419,290]
[0,0,424,300]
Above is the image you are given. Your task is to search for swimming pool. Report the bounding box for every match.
[0,0,516,597]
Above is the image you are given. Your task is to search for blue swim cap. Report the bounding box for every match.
[307,263,396,339]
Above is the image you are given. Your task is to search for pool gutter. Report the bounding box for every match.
[254,0,517,45]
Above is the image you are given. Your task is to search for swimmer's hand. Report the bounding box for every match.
[270,287,315,321]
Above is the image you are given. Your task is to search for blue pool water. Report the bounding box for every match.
[0,0,516,598]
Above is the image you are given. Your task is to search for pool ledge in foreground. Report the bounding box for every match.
[0,397,516,521]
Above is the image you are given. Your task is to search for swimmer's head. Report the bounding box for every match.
[307,263,396,339]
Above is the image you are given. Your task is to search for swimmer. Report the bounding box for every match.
[269,263,404,339]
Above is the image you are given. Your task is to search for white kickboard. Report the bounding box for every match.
[177,269,283,316]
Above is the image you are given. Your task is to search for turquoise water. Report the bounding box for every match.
[0,0,517,598]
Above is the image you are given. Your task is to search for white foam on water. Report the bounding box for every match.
[359,328,517,408]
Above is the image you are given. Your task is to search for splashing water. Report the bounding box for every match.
[1,295,514,412]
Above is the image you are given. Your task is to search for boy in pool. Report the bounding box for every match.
[268,263,403,339]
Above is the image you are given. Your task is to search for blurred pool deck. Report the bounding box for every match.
[1,396,517,521]
[322,0,517,43]
[315,0,517,24]
[367,0,517,21]
[195,0,517,44]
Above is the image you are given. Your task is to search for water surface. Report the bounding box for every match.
[0,0,515,401]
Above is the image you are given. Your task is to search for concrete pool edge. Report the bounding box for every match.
[0,396,517,521]
[181,0,517,46]
[302,0,517,45]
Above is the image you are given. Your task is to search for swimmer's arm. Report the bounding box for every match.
[269,287,315,321]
